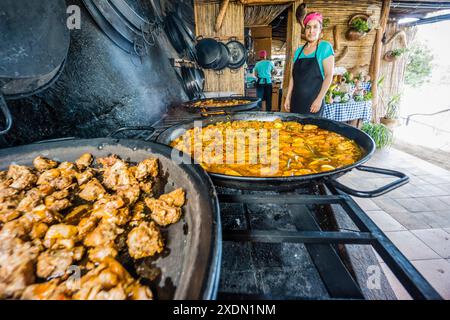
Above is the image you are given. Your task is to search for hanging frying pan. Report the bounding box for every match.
[181,66,200,100]
[171,12,197,61]
[172,10,195,42]
[150,0,164,24]
[164,13,185,54]
[175,1,195,32]
[195,38,221,69]
[188,67,203,97]
[83,0,136,54]
[212,42,231,71]
[226,39,247,69]
[193,68,205,93]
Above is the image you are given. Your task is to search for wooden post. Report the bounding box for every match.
[370,0,391,123]
[281,0,303,112]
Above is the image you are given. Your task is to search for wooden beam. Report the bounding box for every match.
[239,0,294,4]
[215,0,230,32]
[370,0,391,123]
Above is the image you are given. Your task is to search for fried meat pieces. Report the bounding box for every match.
[0,154,185,300]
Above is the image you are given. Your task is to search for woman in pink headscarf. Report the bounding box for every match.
[284,12,335,116]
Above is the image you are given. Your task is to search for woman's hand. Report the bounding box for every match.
[310,99,322,113]
[284,97,291,112]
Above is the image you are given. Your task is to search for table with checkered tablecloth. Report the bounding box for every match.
[323,100,372,123]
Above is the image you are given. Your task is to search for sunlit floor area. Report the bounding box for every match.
[337,147,450,299]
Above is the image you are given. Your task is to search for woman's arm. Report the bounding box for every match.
[283,73,294,112]
[310,55,335,113]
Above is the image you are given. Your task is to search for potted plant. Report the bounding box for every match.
[361,123,394,149]
[346,14,373,41]
[381,94,401,128]
[384,48,407,62]
[343,71,355,85]
[363,91,372,101]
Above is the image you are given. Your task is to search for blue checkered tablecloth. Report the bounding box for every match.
[323,100,372,123]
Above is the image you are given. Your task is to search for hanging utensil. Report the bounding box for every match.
[196,38,221,69]
[212,42,231,71]
[164,13,186,54]
[226,39,247,69]
[0,95,13,135]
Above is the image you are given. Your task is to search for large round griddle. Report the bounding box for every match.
[157,112,409,195]
[0,138,221,300]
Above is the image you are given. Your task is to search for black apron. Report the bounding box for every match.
[290,41,325,116]
[256,76,272,111]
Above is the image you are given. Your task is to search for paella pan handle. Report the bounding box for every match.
[0,94,13,135]
[34,137,77,144]
[330,165,409,198]
[108,126,156,141]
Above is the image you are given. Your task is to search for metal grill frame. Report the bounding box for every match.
[218,185,442,300]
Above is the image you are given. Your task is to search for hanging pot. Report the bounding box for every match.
[212,42,231,71]
[226,39,247,69]
[175,1,195,32]
[164,13,186,54]
[193,68,205,93]
[196,38,221,69]
[172,10,196,42]
[170,12,197,60]
[187,67,202,96]
[346,14,373,41]
[181,66,201,100]
[150,0,164,24]
[384,50,398,62]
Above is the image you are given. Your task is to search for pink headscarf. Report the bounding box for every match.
[258,50,267,58]
[303,12,323,26]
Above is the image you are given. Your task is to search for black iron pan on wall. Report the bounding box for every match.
[195,37,247,71]
[226,39,247,69]
[195,38,222,69]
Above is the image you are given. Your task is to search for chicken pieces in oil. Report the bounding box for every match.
[127,221,164,260]
[0,154,186,300]
[145,188,185,227]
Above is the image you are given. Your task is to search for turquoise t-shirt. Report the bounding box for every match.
[254,60,275,84]
[293,41,334,79]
